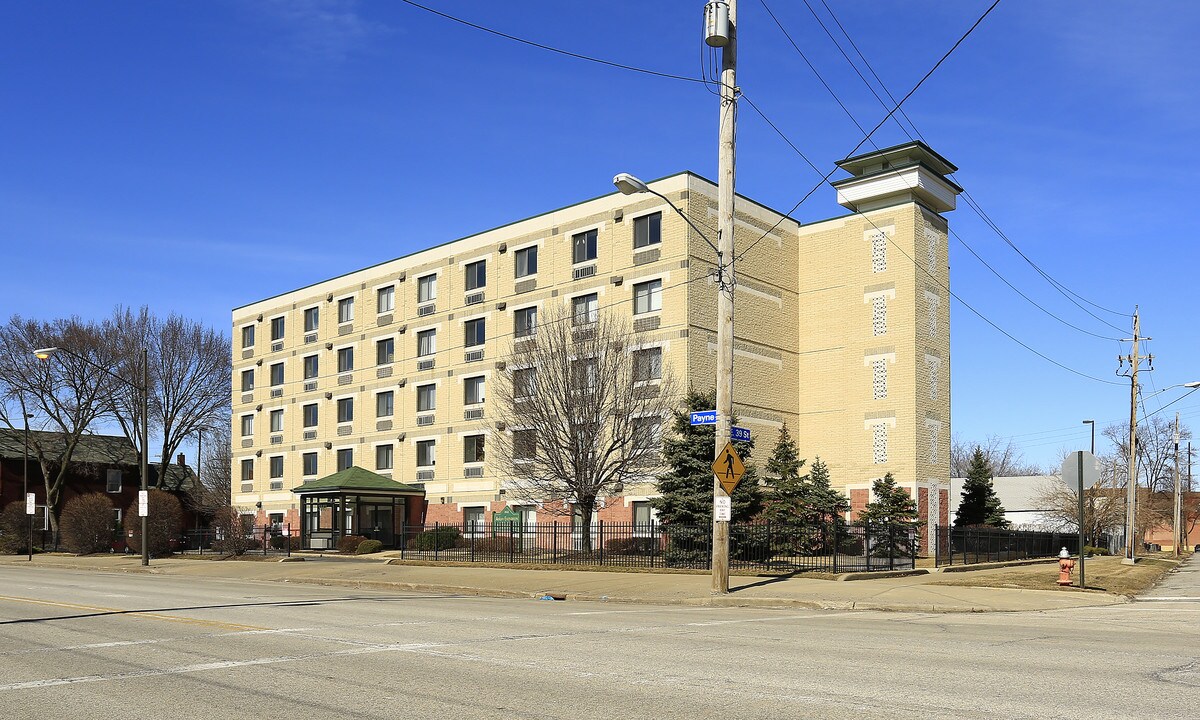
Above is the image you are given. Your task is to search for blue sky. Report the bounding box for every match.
[3,1,1198,471]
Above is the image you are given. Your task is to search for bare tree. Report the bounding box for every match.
[104,306,231,489]
[491,305,677,550]
[191,422,233,521]
[1102,417,1190,541]
[950,434,1045,478]
[0,316,121,530]
[1030,474,1125,547]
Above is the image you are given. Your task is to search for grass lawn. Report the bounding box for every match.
[929,551,1189,596]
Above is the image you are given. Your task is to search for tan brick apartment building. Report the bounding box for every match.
[231,141,955,550]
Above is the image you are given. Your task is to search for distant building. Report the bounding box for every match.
[0,429,197,546]
[947,475,1063,529]
[231,141,957,552]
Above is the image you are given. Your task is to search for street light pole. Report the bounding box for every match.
[34,345,151,566]
[23,413,32,562]
[1082,419,1095,455]
[1174,412,1181,558]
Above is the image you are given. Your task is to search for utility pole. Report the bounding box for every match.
[707,0,737,594]
[1118,307,1150,564]
[1174,412,1181,558]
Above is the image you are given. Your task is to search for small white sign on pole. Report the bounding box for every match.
[714,496,732,522]
[25,493,36,515]
[138,490,149,517]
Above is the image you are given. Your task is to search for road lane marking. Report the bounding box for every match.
[0,628,317,657]
[0,595,266,631]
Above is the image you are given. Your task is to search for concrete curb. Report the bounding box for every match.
[935,558,1060,573]
[837,569,929,581]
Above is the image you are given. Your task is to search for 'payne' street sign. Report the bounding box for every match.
[690,410,717,426]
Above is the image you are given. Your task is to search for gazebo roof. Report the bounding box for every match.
[291,466,425,495]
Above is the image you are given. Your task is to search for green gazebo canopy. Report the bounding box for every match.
[291,466,424,495]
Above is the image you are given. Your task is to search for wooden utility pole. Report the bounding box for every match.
[1174,412,1181,557]
[710,0,737,594]
[1119,308,1149,564]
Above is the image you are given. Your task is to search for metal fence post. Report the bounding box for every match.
[509,521,515,563]
[553,521,558,563]
[598,520,604,565]
[434,521,440,562]
[286,523,291,557]
[832,521,839,574]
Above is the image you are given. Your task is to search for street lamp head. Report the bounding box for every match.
[1184,382,1200,389]
[33,347,59,361]
[613,173,649,195]
[1082,419,1094,424]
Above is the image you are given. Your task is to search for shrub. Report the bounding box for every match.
[406,526,461,551]
[1084,545,1111,557]
[472,536,514,554]
[356,539,384,555]
[60,493,115,554]
[604,536,658,555]
[123,490,183,557]
[338,534,367,554]
[211,506,258,555]
[0,501,30,554]
[270,533,302,551]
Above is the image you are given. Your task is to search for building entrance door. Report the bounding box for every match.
[358,504,395,547]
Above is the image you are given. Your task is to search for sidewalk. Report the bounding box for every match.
[0,553,1127,613]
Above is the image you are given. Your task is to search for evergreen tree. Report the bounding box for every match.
[652,387,763,526]
[802,457,850,525]
[761,423,806,525]
[954,447,1009,528]
[858,472,921,558]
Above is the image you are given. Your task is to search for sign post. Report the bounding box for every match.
[1062,450,1101,589]
[25,493,35,562]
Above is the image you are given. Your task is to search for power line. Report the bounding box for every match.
[397,0,708,85]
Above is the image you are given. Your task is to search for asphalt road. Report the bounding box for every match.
[0,560,1196,720]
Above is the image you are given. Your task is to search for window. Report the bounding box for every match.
[376,338,394,365]
[464,506,485,532]
[376,390,394,418]
[416,384,436,412]
[241,369,254,392]
[632,501,653,527]
[269,456,284,479]
[269,409,283,433]
[337,397,354,423]
[240,415,254,437]
[632,417,661,450]
[337,347,354,373]
[304,307,319,333]
[303,354,319,380]
[302,403,318,428]
[417,329,436,357]
[337,297,355,324]
[337,448,353,471]
[572,293,598,325]
[418,274,437,303]
[240,459,254,482]
[464,376,485,405]
[270,362,284,386]
[375,444,393,471]
[634,212,662,249]
[513,368,535,398]
[514,307,537,338]
[572,358,597,390]
[416,440,436,467]
[302,452,318,476]
[464,260,486,291]
[464,318,485,348]
[633,279,662,314]
[270,316,285,342]
[463,434,485,463]
[515,245,538,278]
[572,229,597,264]
[377,285,394,314]
[241,325,255,349]
[513,429,536,459]
[106,469,122,493]
[633,347,663,382]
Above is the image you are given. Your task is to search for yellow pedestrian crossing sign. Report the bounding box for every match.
[711,441,745,495]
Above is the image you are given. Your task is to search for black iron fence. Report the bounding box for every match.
[933,525,1110,566]
[390,521,917,573]
[179,525,294,557]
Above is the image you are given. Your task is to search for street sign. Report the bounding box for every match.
[138,490,149,517]
[1061,451,1101,489]
[714,496,731,521]
[730,426,751,442]
[690,410,717,426]
[25,493,35,515]
[711,441,746,495]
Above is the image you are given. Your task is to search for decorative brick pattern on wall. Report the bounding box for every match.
[870,230,887,273]
[872,424,887,464]
[871,296,887,337]
[872,359,887,400]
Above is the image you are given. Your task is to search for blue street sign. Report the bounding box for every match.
[690,410,717,426]
[730,426,751,442]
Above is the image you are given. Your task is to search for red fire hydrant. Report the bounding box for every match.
[1057,547,1075,586]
